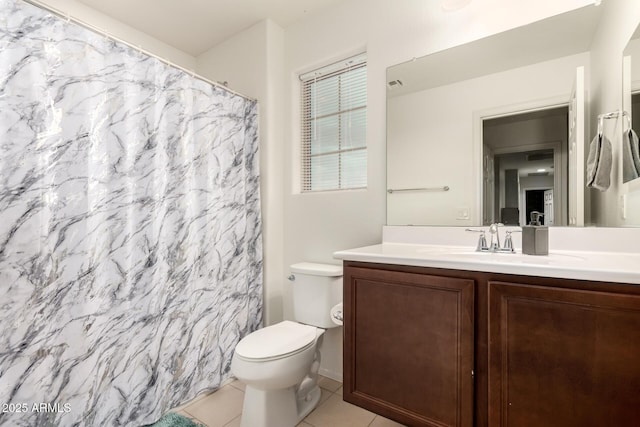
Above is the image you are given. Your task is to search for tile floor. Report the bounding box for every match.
[173,376,406,427]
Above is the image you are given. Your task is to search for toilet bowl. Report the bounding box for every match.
[231,321,325,427]
[231,262,342,427]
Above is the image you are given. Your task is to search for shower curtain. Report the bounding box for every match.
[0,0,262,426]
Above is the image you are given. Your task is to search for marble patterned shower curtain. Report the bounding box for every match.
[0,0,262,426]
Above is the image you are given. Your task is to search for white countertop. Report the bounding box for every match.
[334,243,640,284]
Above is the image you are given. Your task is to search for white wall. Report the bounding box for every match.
[37,0,196,69]
[589,0,640,226]
[387,55,581,226]
[283,0,592,380]
[197,20,286,326]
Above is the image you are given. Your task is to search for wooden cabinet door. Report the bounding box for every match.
[344,266,475,427]
[488,281,640,427]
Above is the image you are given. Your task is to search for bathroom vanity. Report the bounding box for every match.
[335,227,640,427]
[364,0,640,424]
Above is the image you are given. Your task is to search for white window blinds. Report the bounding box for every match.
[300,53,367,192]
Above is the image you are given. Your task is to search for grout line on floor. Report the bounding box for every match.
[223,414,241,427]
[229,382,245,392]
[174,387,219,412]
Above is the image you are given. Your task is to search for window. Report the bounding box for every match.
[300,53,367,192]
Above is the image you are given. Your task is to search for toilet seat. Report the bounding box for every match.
[235,321,319,362]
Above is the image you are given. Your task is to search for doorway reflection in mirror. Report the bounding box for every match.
[482,107,568,226]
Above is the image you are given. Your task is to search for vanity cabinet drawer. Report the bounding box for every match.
[343,265,475,427]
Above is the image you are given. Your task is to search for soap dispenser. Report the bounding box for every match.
[522,211,548,255]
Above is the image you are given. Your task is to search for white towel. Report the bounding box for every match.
[586,133,612,191]
[622,128,640,182]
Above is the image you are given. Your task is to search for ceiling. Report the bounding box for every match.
[497,151,555,179]
[77,0,348,56]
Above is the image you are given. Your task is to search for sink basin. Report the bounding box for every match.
[382,244,587,266]
[425,250,585,264]
[415,246,469,254]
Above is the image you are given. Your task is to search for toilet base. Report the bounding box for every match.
[239,381,322,427]
[296,382,321,421]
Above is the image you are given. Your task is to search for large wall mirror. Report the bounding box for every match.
[386,5,603,227]
[623,24,640,184]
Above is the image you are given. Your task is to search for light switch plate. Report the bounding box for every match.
[456,207,470,220]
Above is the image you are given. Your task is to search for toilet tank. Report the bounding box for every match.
[290,262,343,329]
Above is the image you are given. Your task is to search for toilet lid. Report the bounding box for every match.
[235,321,318,360]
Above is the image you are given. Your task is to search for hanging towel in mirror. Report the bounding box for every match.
[622,128,640,182]
[586,133,612,191]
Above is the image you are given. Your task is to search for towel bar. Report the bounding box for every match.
[597,110,630,135]
[387,186,450,194]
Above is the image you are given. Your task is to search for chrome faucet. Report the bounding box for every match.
[465,228,488,251]
[502,231,515,252]
[488,223,501,251]
[466,223,517,253]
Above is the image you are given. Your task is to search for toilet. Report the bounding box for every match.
[231,262,343,427]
